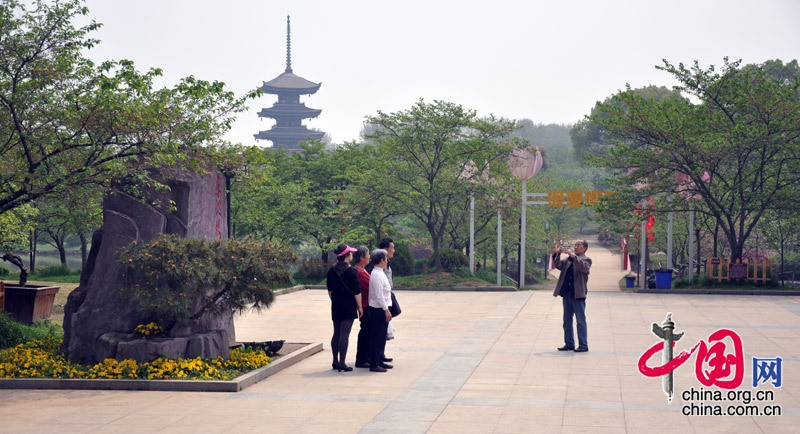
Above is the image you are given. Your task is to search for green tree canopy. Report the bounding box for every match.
[590,58,800,261]
[0,0,253,217]
[365,99,521,271]
[570,85,682,166]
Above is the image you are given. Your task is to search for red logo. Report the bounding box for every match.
[638,313,745,402]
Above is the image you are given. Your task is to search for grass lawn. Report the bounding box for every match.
[395,272,498,288]
[7,270,526,332]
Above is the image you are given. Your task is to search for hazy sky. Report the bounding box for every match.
[82,0,799,147]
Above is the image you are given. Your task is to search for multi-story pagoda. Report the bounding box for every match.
[254,16,325,150]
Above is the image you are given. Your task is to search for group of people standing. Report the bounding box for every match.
[327,238,397,373]
[327,236,592,373]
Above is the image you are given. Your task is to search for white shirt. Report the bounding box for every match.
[368,267,393,310]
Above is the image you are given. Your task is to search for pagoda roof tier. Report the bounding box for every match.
[254,126,325,141]
[258,104,322,119]
[260,72,321,94]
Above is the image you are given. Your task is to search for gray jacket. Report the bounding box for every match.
[552,253,592,299]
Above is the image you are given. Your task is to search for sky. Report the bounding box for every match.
[81,0,799,147]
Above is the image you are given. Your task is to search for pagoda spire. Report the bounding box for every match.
[255,16,324,150]
[285,15,292,73]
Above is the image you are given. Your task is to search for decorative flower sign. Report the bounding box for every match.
[509,148,543,181]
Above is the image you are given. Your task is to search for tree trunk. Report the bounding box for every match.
[779,240,785,286]
[725,228,744,264]
[44,228,68,266]
[28,229,37,273]
[503,246,514,274]
[695,228,702,275]
[2,253,28,286]
[320,236,332,267]
[57,235,67,266]
[79,232,89,270]
[432,242,443,272]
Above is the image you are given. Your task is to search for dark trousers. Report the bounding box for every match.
[368,306,389,369]
[562,297,587,348]
[355,315,371,364]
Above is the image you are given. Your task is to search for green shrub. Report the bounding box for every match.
[450,267,472,278]
[0,267,9,276]
[293,268,326,284]
[33,264,76,277]
[391,244,416,276]
[29,274,81,284]
[292,258,327,284]
[774,252,800,277]
[0,312,62,349]
[117,235,296,324]
[429,248,468,272]
[473,269,517,286]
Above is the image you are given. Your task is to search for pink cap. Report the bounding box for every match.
[335,245,358,257]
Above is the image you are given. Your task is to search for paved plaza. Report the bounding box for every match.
[1,243,798,433]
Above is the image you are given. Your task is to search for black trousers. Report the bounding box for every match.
[367,306,389,369]
[355,315,371,364]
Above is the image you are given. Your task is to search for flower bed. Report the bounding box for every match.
[0,336,270,381]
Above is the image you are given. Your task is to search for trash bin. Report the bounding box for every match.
[654,269,673,289]
[625,276,636,288]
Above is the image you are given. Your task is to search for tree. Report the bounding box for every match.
[0,204,36,282]
[230,141,357,263]
[283,141,354,263]
[339,141,404,246]
[0,0,253,245]
[365,99,521,272]
[590,58,800,262]
[570,86,681,166]
[229,146,314,244]
[1,0,254,282]
[760,207,800,285]
[33,185,102,269]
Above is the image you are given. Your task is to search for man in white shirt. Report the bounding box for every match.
[367,248,394,372]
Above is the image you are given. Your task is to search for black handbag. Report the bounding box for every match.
[389,291,401,317]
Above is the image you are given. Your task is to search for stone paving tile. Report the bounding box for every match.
[427,422,501,434]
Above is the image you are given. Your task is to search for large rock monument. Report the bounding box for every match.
[62,167,234,364]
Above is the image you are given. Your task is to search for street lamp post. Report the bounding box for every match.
[509,148,543,289]
[497,209,502,285]
[469,193,475,273]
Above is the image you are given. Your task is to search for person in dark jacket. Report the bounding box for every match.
[326,244,362,371]
[552,240,592,353]
[352,246,373,368]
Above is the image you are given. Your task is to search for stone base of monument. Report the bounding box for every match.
[0,342,322,393]
[95,331,232,364]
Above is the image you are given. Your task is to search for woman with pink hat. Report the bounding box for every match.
[326,244,363,371]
